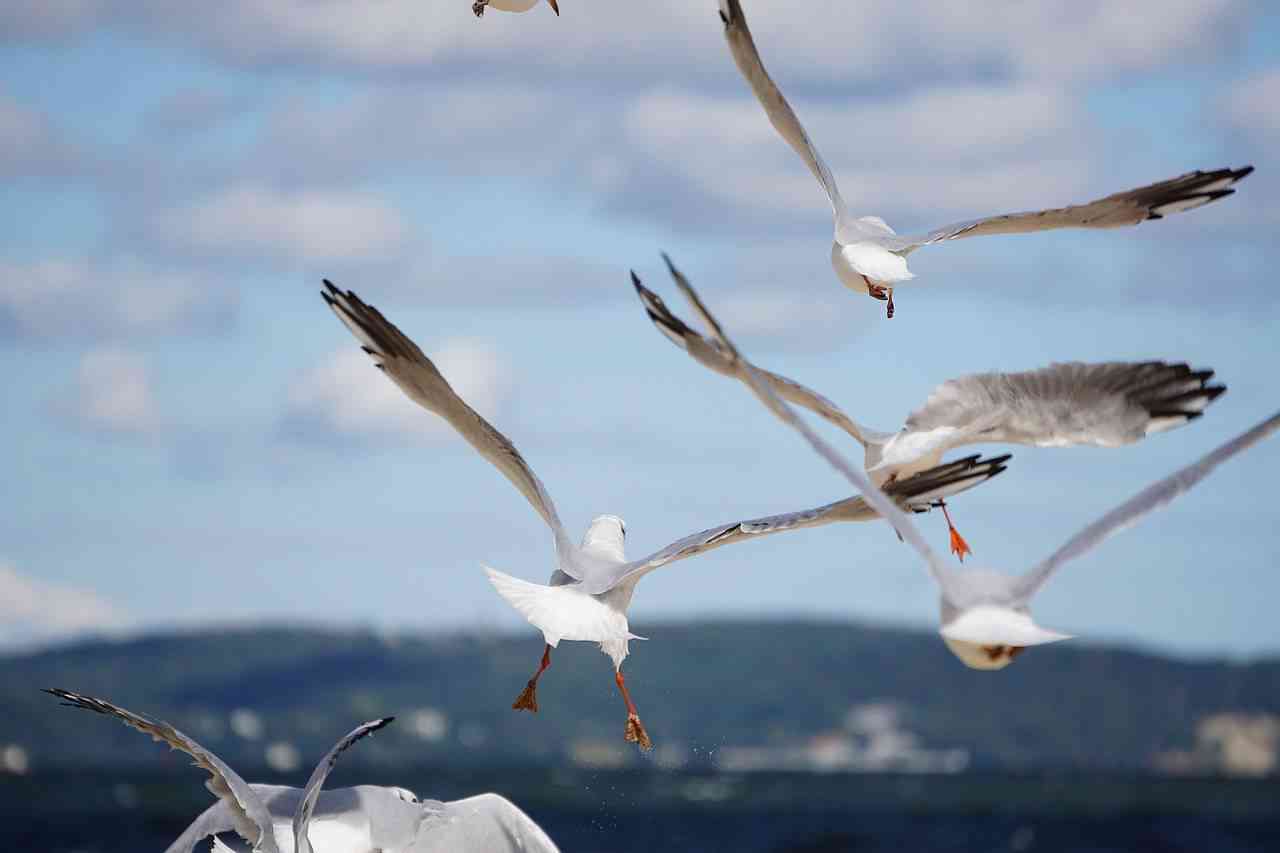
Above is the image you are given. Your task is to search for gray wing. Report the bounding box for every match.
[167,800,241,853]
[903,361,1225,458]
[633,275,882,447]
[626,257,960,598]
[410,793,561,853]
[883,167,1253,252]
[1014,410,1280,600]
[44,689,279,853]
[292,718,394,853]
[718,0,857,239]
[584,452,1011,594]
[322,282,578,575]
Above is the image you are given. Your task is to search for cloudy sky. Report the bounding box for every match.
[2,1,1278,657]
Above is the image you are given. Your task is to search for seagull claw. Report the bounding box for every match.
[512,680,539,713]
[625,714,653,751]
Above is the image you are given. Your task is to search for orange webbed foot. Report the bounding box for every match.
[512,680,539,713]
[949,527,972,562]
[625,714,653,751]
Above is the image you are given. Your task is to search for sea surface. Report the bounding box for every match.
[5,768,1278,852]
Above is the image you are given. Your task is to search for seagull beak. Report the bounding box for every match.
[547,0,560,14]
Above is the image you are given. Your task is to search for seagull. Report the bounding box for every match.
[321,280,1005,749]
[633,262,1225,560]
[473,0,558,18]
[644,255,1280,670]
[717,0,1253,318]
[44,689,561,853]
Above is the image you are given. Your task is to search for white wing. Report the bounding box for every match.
[1014,410,1280,599]
[899,361,1226,461]
[633,275,888,447]
[882,167,1252,252]
[409,793,561,852]
[292,718,395,853]
[718,0,862,241]
[584,452,1010,594]
[635,257,961,598]
[322,282,579,576]
[45,689,279,853]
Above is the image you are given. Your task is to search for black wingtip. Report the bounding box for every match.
[1235,164,1255,181]
[660,252,678,277]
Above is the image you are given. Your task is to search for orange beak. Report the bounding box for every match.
[547,0,559,13]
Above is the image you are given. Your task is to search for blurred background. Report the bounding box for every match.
[2,1,1278,850]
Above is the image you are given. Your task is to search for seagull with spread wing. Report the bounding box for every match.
[633,262,1225,560]
[321,281,1005,749]
[473,0,558,18]
[45,689,560,853]
[718,0,1252,318]
[642,256,1280,669]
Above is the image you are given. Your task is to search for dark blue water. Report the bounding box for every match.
[6,769,1278,852]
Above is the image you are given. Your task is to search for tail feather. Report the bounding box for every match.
[483,567,633,647]
[886,453,1011,511]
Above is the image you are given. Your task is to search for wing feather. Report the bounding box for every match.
[632,274,879,447]
[604,261,971,598]
[718,0,857,238]
[45,689,279,853]
[292,717,394,853]
[1015,410,1280,599]
[886,167,1253,251]
[902,361,1226,459]
[322,282,577,573]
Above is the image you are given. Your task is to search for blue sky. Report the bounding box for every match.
[2,0,1278,657]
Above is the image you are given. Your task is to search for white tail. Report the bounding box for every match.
[483,566,638,655]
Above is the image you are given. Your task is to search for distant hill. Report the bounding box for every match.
[2,620,1277,775]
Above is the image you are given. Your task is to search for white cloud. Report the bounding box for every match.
[0,90,87,179]
[52,0,1247,85]
[153,185,409,264]
[285,339,511,444]
[0,257,235,340]
[0,560,129,648]
[622,84,1092,224]
[0,0,103,41]
[144,86,248,137]
[1224,69,1280,141]
[62,347,160,436]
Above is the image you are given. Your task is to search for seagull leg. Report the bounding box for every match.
[862,276,895,318]
[939,501,972,562]
[512,644,552,713]
[472,0,488,16]
[615,669,653,751]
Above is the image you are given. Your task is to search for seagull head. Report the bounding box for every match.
[939,603,1072,671]
[582,514,627,560]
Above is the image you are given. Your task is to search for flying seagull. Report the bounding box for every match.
[633,267,1225,560]
[640,256,1279,669]
[44,689,560,853]
[44,689,390,853]
[321,280,1004,749]
[473,0,558,18]
[717,0,1252,318]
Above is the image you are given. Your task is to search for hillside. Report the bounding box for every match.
[2,620,1277,775]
